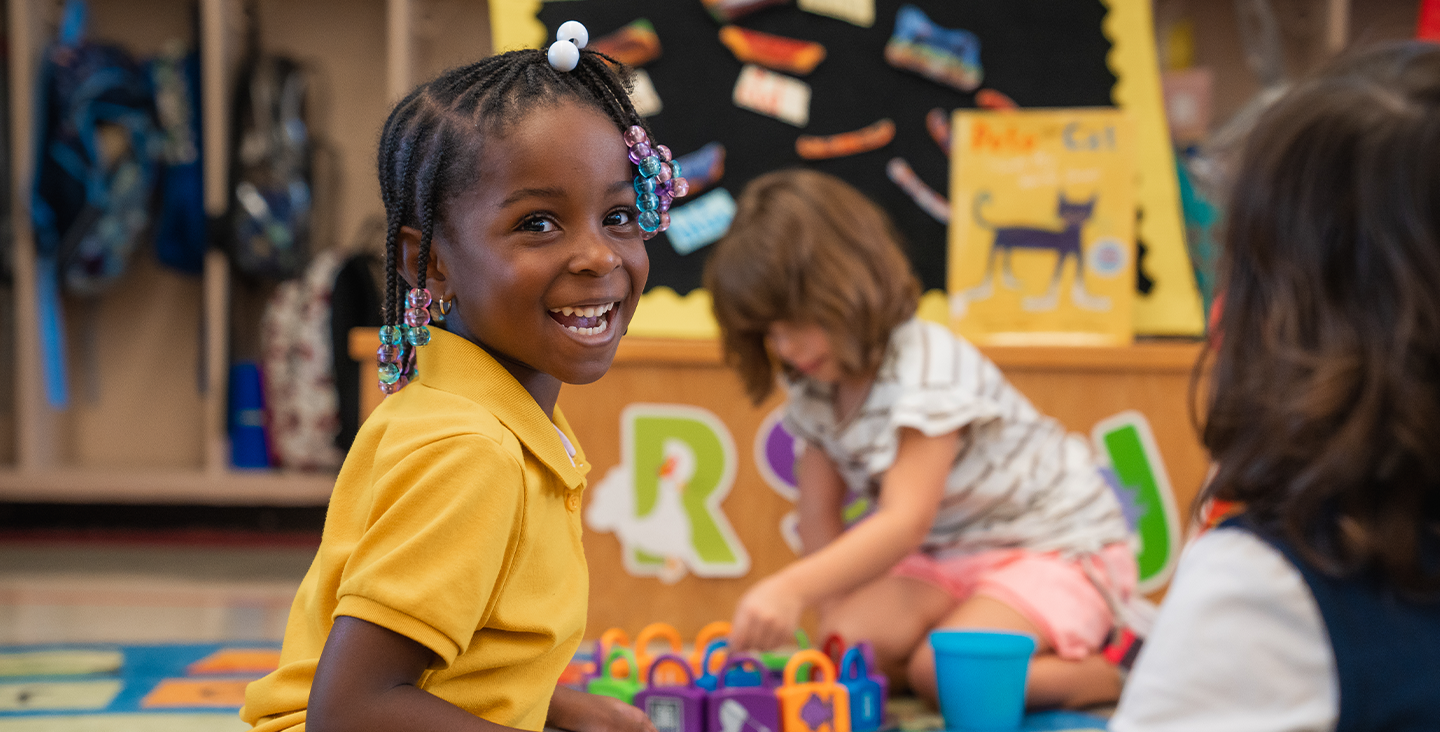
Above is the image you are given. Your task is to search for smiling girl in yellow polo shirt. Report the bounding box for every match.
[242,25,689,732]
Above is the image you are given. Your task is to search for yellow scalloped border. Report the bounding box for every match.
[494,0,1204,339]
[1102,0,1205,336]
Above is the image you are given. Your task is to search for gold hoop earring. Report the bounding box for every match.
[435,298,452,322]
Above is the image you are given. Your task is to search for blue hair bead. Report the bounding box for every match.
[669,160,682,179]
[638,210,661,232]
[379,325,403,346]
[634,175,656,195]
[379,362,402,384]
[639,155,662,178]
[406,326,431,347]
[637,192,660,211]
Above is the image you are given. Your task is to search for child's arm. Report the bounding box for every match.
[794,442,846,555]
[730,426,963,651]
[310,617,653,732]
[309,616,503,731]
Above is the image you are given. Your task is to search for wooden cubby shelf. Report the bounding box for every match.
[1,0,490,505]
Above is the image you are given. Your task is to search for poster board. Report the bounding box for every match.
[948,109,1136,345]
[492,0,1204,337]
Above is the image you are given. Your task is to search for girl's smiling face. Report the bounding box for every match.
[413,100,648,405]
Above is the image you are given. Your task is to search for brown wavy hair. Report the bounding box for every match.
[1202,42,1440,594]
[704,169,921,404]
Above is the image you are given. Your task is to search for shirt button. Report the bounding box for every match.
[566,493,580,512]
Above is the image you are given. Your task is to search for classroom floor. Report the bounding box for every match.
[0,530,315,731]
[0,534,315,646]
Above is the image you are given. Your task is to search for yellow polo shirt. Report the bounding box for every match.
[242,328,590,731]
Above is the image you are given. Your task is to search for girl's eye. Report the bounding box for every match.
[518,215,557,233]
[605,208,636,227]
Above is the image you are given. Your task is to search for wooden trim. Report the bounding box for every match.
[0,468,335,505]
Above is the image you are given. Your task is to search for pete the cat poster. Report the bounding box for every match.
[948,109,1136,345]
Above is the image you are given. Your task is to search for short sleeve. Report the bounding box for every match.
[334,434,524,668]
[889,325,1004,438]
[1109,528,1338,732]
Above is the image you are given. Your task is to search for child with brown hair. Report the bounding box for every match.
[704,168,1136,709]
[1111,42,1440,731]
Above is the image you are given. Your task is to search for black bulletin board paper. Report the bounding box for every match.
[537,0,1116,295]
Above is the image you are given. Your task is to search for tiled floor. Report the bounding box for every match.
[0,539,315,645]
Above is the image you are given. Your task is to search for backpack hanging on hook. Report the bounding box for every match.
[225,0,313,280]
[31,0,162,406]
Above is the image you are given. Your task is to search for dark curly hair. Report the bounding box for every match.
[375,47,647,328]
[1202,41,1440,594]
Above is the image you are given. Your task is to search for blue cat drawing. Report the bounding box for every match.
[962,192,1111,312]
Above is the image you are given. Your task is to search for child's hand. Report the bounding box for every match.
[729,575,805,651]
[548,686,655,732]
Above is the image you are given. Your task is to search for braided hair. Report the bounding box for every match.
[373,47,649,391]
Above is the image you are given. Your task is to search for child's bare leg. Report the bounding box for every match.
[818,575,954,691]
[905,595,1120,709]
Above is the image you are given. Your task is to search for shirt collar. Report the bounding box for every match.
[414,328,589,490]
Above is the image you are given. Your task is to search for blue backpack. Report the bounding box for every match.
[31,0,160,406]
[150,41,206,275]
[32,0,159,296]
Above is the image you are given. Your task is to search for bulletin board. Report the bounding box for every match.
[492,0,1205,338]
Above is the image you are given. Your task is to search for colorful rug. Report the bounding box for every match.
[0,644,1105,732]
[0,643,277,731]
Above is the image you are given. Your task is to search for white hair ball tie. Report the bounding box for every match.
[548,20,588,72]
[557,20,588,49]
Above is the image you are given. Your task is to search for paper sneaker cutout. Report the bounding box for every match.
[796,119,894,160]
[667,188,738,256]
[674,142,726,197]
[884,4,982,92]
[592,18,662,68]
[719,26,827,76]
[733,65,811,127]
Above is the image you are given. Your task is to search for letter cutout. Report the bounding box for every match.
[588,404,750,583]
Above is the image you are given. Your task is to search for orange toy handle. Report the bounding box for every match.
[690,621,732,673]
[598,627,633,678]
[784,649,836,687]
[635,622,684,676]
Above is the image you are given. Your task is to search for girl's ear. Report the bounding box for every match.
[397,225,450,299]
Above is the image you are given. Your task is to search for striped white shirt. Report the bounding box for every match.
[782,318,1132,557]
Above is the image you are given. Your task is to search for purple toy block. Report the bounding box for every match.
[636,654,709,732]
[708,656,782,732]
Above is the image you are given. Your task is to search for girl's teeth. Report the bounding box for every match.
[565,319,610,336]
[552,302,618,316]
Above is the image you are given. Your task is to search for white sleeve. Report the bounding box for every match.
[1109,528,1338,732]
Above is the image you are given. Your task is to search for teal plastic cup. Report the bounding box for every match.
[929,630,1036,732]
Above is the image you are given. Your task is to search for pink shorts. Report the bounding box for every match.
[890,543,1136,661]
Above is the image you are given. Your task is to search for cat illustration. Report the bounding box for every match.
[962,191,1111,312]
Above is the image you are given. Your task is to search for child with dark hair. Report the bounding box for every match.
[705,169,1137,709]
[242,24,680,732]
[1111,42,1440,731]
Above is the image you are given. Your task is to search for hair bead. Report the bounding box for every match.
[548,40,580,72]
[557,20,589,48]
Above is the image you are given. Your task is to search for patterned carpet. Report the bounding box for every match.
[0,643,275,731]
[0,643,1106,732]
